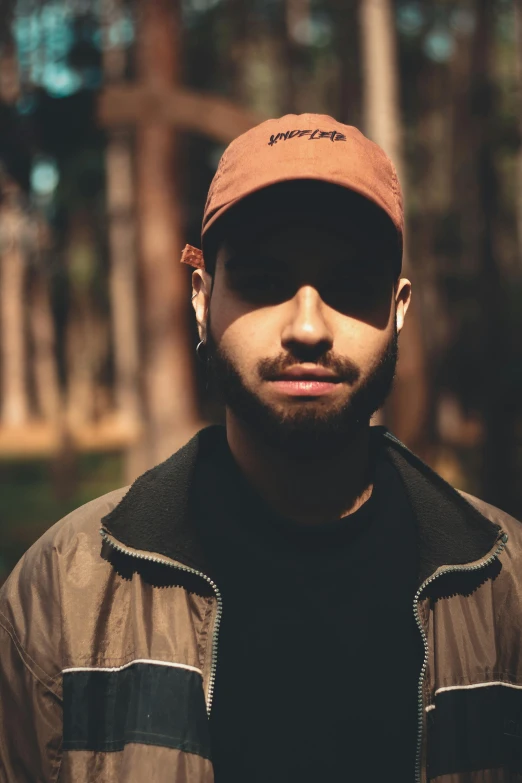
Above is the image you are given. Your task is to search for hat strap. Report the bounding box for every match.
[180,244,205,269]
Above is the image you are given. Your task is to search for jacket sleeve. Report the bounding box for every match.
[0,544,63,783]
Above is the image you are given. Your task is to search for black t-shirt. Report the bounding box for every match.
[192,430,423,782]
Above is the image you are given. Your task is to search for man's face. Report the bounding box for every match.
[196,212,411,457]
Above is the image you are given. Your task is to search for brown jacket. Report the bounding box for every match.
[1,426,522,783]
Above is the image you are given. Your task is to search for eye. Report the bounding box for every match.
[228,270,291,303]
[322,276,383,311]
[325,276,374,297]
[333,276,372,291]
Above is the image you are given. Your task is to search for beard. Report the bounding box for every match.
[205,323,398,458]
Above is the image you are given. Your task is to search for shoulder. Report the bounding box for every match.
[458,490,522,547]
[3,486,130,584]
[0,487,129,678]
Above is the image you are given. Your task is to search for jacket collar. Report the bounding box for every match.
[382,431,503,583]
[101,425,502,585]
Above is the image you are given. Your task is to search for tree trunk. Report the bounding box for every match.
[359,0,403,182]
[29,270,61,422]
[334,0,362,127]
[65,301,94,427]
[0,200,29,427]
[102,0,144,482]
[414,48,456,457]
[472,0,516,511]
[106,133,144,474]
[64,214,100,429]
[359,0,429,457]
[514,0,522,263]
[135,0,200,467]
[284,0,310,112]
[0,43,20,104]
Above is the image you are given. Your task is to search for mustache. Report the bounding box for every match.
[257,353,360,384]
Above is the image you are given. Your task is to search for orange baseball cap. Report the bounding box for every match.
[181,112,404,273]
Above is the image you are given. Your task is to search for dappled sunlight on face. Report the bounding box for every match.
[206,215,404,454]
[218,216,396,327]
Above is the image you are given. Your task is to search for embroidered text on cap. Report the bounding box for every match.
[268,128,347,146]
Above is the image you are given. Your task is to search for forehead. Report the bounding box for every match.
[218,214,395,279]
[223,218,352,258]
[212,180,399,277]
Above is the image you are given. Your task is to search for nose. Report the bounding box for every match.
[281,286,334,359]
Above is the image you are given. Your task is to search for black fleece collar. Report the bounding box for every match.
[101,425,502,585]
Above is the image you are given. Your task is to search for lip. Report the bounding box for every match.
[269,380,341,396]
[271,366,341,382]
[268,367,342,397]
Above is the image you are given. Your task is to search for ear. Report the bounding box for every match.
[192,269,212,341]
[395,278,412,333]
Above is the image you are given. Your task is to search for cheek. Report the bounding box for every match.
[209,278,250,340]
[221,317,261,357]
[211,298,273,373]
[335,316,394,367]
[210,280,280,360]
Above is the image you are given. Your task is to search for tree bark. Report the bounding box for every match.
[359,0,403,183]
[284,0,310,112]
[98,85,260,143]
[64,213,103,428]
[101,0,144,482]
[135,0,200,467]
[0,199,29,427]
[334,0,362,127]
[359,0,429,456]
[514,0,522,263]
[106,133,143,468]
[29,269,61,422]
[472,0,516,511]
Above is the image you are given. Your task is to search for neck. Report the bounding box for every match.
[225,412,374,525]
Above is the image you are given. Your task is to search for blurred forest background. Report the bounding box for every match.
[0,0,521,583]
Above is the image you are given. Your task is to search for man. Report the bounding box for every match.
[0,114,521,783]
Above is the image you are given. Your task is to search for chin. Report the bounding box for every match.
[264,390,354,415]
[238,398,366,458]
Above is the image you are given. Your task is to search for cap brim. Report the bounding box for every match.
[202,175,403,275]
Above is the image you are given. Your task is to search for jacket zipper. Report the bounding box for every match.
[412,531,508,783]
[100,528,223,715]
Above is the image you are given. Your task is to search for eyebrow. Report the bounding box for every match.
[224,254,283,271]
[332,264,381,277]
[224,253,388,280]
[329,256,388,275]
